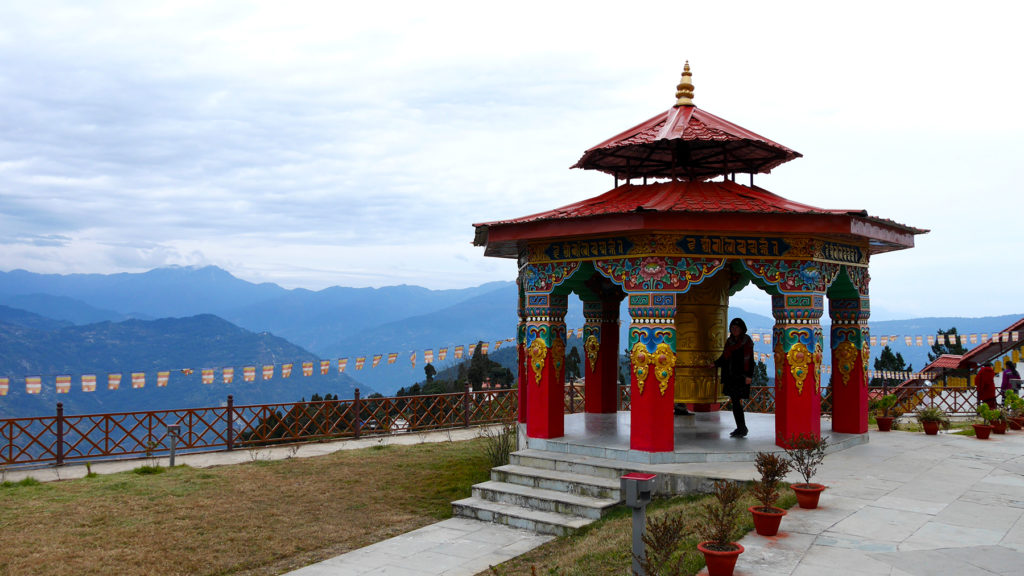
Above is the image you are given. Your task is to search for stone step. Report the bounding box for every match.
[452,496,593,537]
[472,480,620,520]
[491,464,622,500]
[511,449,637,481]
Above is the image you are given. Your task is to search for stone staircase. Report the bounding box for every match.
[452,449,631,536]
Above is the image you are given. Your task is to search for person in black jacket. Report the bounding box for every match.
[712,318,754,438]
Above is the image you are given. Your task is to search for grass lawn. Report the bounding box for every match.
[0,439,492,576]
[484,489,797,576]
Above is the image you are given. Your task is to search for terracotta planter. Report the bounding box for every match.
[697,541,744,576]
[921,420,941,435]
[973,423,992,439]
[749,505,786,536]
[792,483,826,509]
[876,416,894,431]
[993,420,1007,434]
[1009,419,1022,431]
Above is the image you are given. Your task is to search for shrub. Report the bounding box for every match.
[784,434,828,486]
[751,452,789,511]
[869,394,898,417]
[695,480,743,549]
[636,508,689,576]
[915,406,951,429]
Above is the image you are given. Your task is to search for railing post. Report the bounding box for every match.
[226,395,234,451]
[568,384,576,414]
[463,384,471,428]
[353,388,361,439]
[56,402,65,466]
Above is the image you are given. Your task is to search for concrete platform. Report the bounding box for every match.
[527,411,868,463]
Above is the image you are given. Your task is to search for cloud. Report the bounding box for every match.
[0,1,1021,318]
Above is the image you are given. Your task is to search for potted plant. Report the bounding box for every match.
[974,404,998,439]
[870,394,898,431]
[915,406,950,435]
[784,433,829,509]
[695,480,745,576]
[749,451,790,536]
[1004,390,1024,429]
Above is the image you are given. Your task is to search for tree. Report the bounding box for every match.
[871,345,912,389]
[928,327,967,362]
[467,342,488,391]
[752,359,769,387]
[424,362,436,383]
[566,346,582,382]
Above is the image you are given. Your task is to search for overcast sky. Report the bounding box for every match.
[1,1,1021,321]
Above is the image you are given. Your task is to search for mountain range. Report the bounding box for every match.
[0,266,1021,417]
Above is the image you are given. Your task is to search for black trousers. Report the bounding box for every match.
[730,395,747,432]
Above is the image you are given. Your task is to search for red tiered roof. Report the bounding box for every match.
[474,180,925,258]
[571,106,802,180]
[473,63,926,258]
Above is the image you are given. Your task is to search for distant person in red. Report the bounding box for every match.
[976,362,997,409]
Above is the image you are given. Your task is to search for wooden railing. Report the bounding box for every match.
[1,387,516,469]
[1,381,984,469]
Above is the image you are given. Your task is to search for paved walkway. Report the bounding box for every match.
[284,427,1024,576]
[9,425,1024,575]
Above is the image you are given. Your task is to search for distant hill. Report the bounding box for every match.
[3,293,129,324]
[0,266,287,319]
[0,265,1020,411]
[221,281,515,356]
[0,312,363,418]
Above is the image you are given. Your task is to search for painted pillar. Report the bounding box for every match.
[772,292,824,446]
[516,287,528,424]
[583,299,620,413]
[524,292,568,439]
[628,292,677,452]
[829,296,870,433]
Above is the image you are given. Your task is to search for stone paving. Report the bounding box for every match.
[8,420,1024,575]
[721,427,1024,576]
[285,424,1024,576]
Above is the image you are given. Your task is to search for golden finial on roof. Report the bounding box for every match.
[675,61,694,106]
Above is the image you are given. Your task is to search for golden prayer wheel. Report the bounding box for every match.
[673,272,730,404]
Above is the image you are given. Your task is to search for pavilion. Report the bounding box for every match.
[473,63,926,452]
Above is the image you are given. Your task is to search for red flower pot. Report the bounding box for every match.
[749,505,786,536]
[993,420,1007,434]
[922,420,940,435]
[792,483,826,509]
[876,416,894,431]
[1009,419,1021,431]
[698,541,744,576]
[973,424,992,439]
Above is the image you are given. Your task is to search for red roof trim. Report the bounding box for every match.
[960,317,1024,365]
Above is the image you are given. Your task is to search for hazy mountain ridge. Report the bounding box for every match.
[0,266,1020,413]
[0,310,362,418]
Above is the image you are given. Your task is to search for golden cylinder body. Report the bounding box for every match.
[673,272,730,404]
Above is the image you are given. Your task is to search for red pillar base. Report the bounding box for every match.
[630,374,675,452]
[831,376,868,434]
[775,376,821,447]
[527,378,564,439]
[517,342,528,424]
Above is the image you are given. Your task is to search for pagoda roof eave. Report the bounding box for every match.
[473,181,926,258]
[475,211,922,259]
